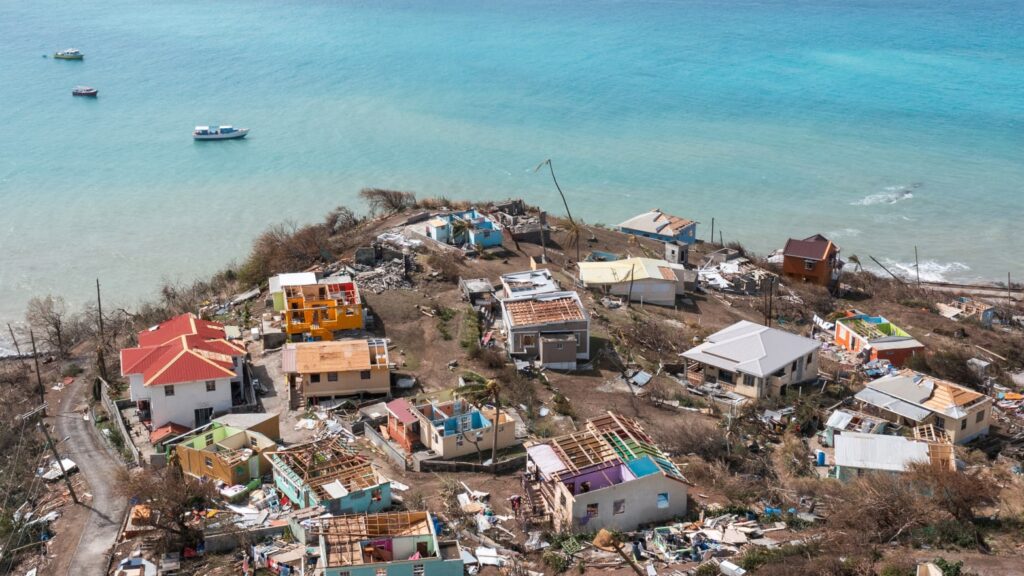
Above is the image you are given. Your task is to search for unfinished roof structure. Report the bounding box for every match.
[682,320,820,378]
[282,338,390,374]
[502,291,586,328]
[310,511,461,570]
[267,438,380,503]
[527,411,684,482]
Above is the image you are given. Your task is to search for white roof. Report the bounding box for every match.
[526,443,567,478]
[577,257,686,286]
[617,209,694,236]
[853,388,932,422]
[834,432,929,472]
[500,269,559,298]
[681,320,820,378]
[269,272,318,293]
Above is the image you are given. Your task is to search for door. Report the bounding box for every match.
[194,407,213,427]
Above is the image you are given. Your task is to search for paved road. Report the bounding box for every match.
[52,377,128,576]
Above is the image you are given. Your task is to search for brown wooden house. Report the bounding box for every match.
[782,234,842,288]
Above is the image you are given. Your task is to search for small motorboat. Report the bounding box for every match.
[54,49,84,60]
[72,86,98,97]
[193,125,249,140]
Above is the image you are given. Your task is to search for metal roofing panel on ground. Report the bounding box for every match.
[854,388,931,422]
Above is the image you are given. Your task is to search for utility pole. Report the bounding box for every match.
[719,230,723,247]
[29,330,44,409]
[19,404,78,504]
[96,278,108,381]
[710,218,715,246]
[626,262,636,307]
[914,246,921,287]
[539,211,548,264]
[1010,273,1013,306]
[6,323,21,356]
[489,384,500,477]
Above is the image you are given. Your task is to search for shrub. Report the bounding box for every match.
[551,393,574,417]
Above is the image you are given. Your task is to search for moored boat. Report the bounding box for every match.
[54,49,84,60]
[72,86,98,97]
[193,125,249,140]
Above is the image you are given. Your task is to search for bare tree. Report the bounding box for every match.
[25,295,81,358]
[118,466,217,553]
[359,188,416,215]
[324,205,359,235]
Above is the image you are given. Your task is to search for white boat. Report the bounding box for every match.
[54,48,83,60]
[193,125,248,140]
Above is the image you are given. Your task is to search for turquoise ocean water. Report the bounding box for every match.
[1,0,1022,347]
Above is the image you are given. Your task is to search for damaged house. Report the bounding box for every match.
[682,320,821,400]
[523,412,688,532]
[267,438,391,513]
[384,397,517,461]
[832,432,945,482]
[617,208,698,245]
[282,275,364,341]
[307,511,463,576]
[577,256,693,307]
[500,290,589,370]
[854,369,992,444]
[781,234,842,288]
[834,310,924,367]
[499,268,560,299]
[175,420,278,486]
[424,209,504,248]
[937,296,997,327]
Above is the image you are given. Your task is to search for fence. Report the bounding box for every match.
[364,424,409,470]
[97,377,141,466]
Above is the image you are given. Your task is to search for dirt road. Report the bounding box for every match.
[51,377,128,575]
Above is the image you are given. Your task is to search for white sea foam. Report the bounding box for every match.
[851,185,918,206]
[828,227,862,238]
[878,258,970,283]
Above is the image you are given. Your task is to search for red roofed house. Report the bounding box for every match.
[782,234,843,289]
[121,314,247,439]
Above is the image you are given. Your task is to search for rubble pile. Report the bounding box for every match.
[353,258,414,293]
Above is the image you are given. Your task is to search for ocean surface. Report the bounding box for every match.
[1,0,1022,351]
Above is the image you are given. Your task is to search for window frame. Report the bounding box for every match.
[164,385,175,396]
[205,380,216,392]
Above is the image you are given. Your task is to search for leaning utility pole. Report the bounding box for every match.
[96,278,108,381]
[914,246,921,287]
[6,323,21,356]
[490,384,501,476]
[29,330,44,408]
[19,404,78,504]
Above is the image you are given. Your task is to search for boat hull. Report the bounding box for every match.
[193,129,248,140]
[73,90,98,97]
[54,54,83,60]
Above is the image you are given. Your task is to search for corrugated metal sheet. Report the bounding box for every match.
[854,388,931,422]
[835,432,929,472]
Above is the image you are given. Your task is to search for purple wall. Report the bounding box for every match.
[562,461,635,494]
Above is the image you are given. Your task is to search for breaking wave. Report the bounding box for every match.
[878,258,970,283]
[828,228,862,238]
[851,184,920,206]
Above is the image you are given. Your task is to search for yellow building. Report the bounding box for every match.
[283,276,363,341]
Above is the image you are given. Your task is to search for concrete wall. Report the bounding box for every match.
[365,423,410,469]
[564,473,688,532]
[940,399,992,444]
[606,279,677,307]
[324,556,463,576]
[507,319,589,361]
[130,374,234,429]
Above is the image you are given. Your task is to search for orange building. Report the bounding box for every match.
[782,234,842,289]
[385,398,420,453]
[282,277,363,341]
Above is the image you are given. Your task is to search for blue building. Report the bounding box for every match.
[617,209,697,245]
[267,439,392,514]
[424,209,504,248]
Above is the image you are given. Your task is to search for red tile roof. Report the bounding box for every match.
[150,422,192,444]
[122,315,246,387]
[137,313,226,347]
[783,234,836,261]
